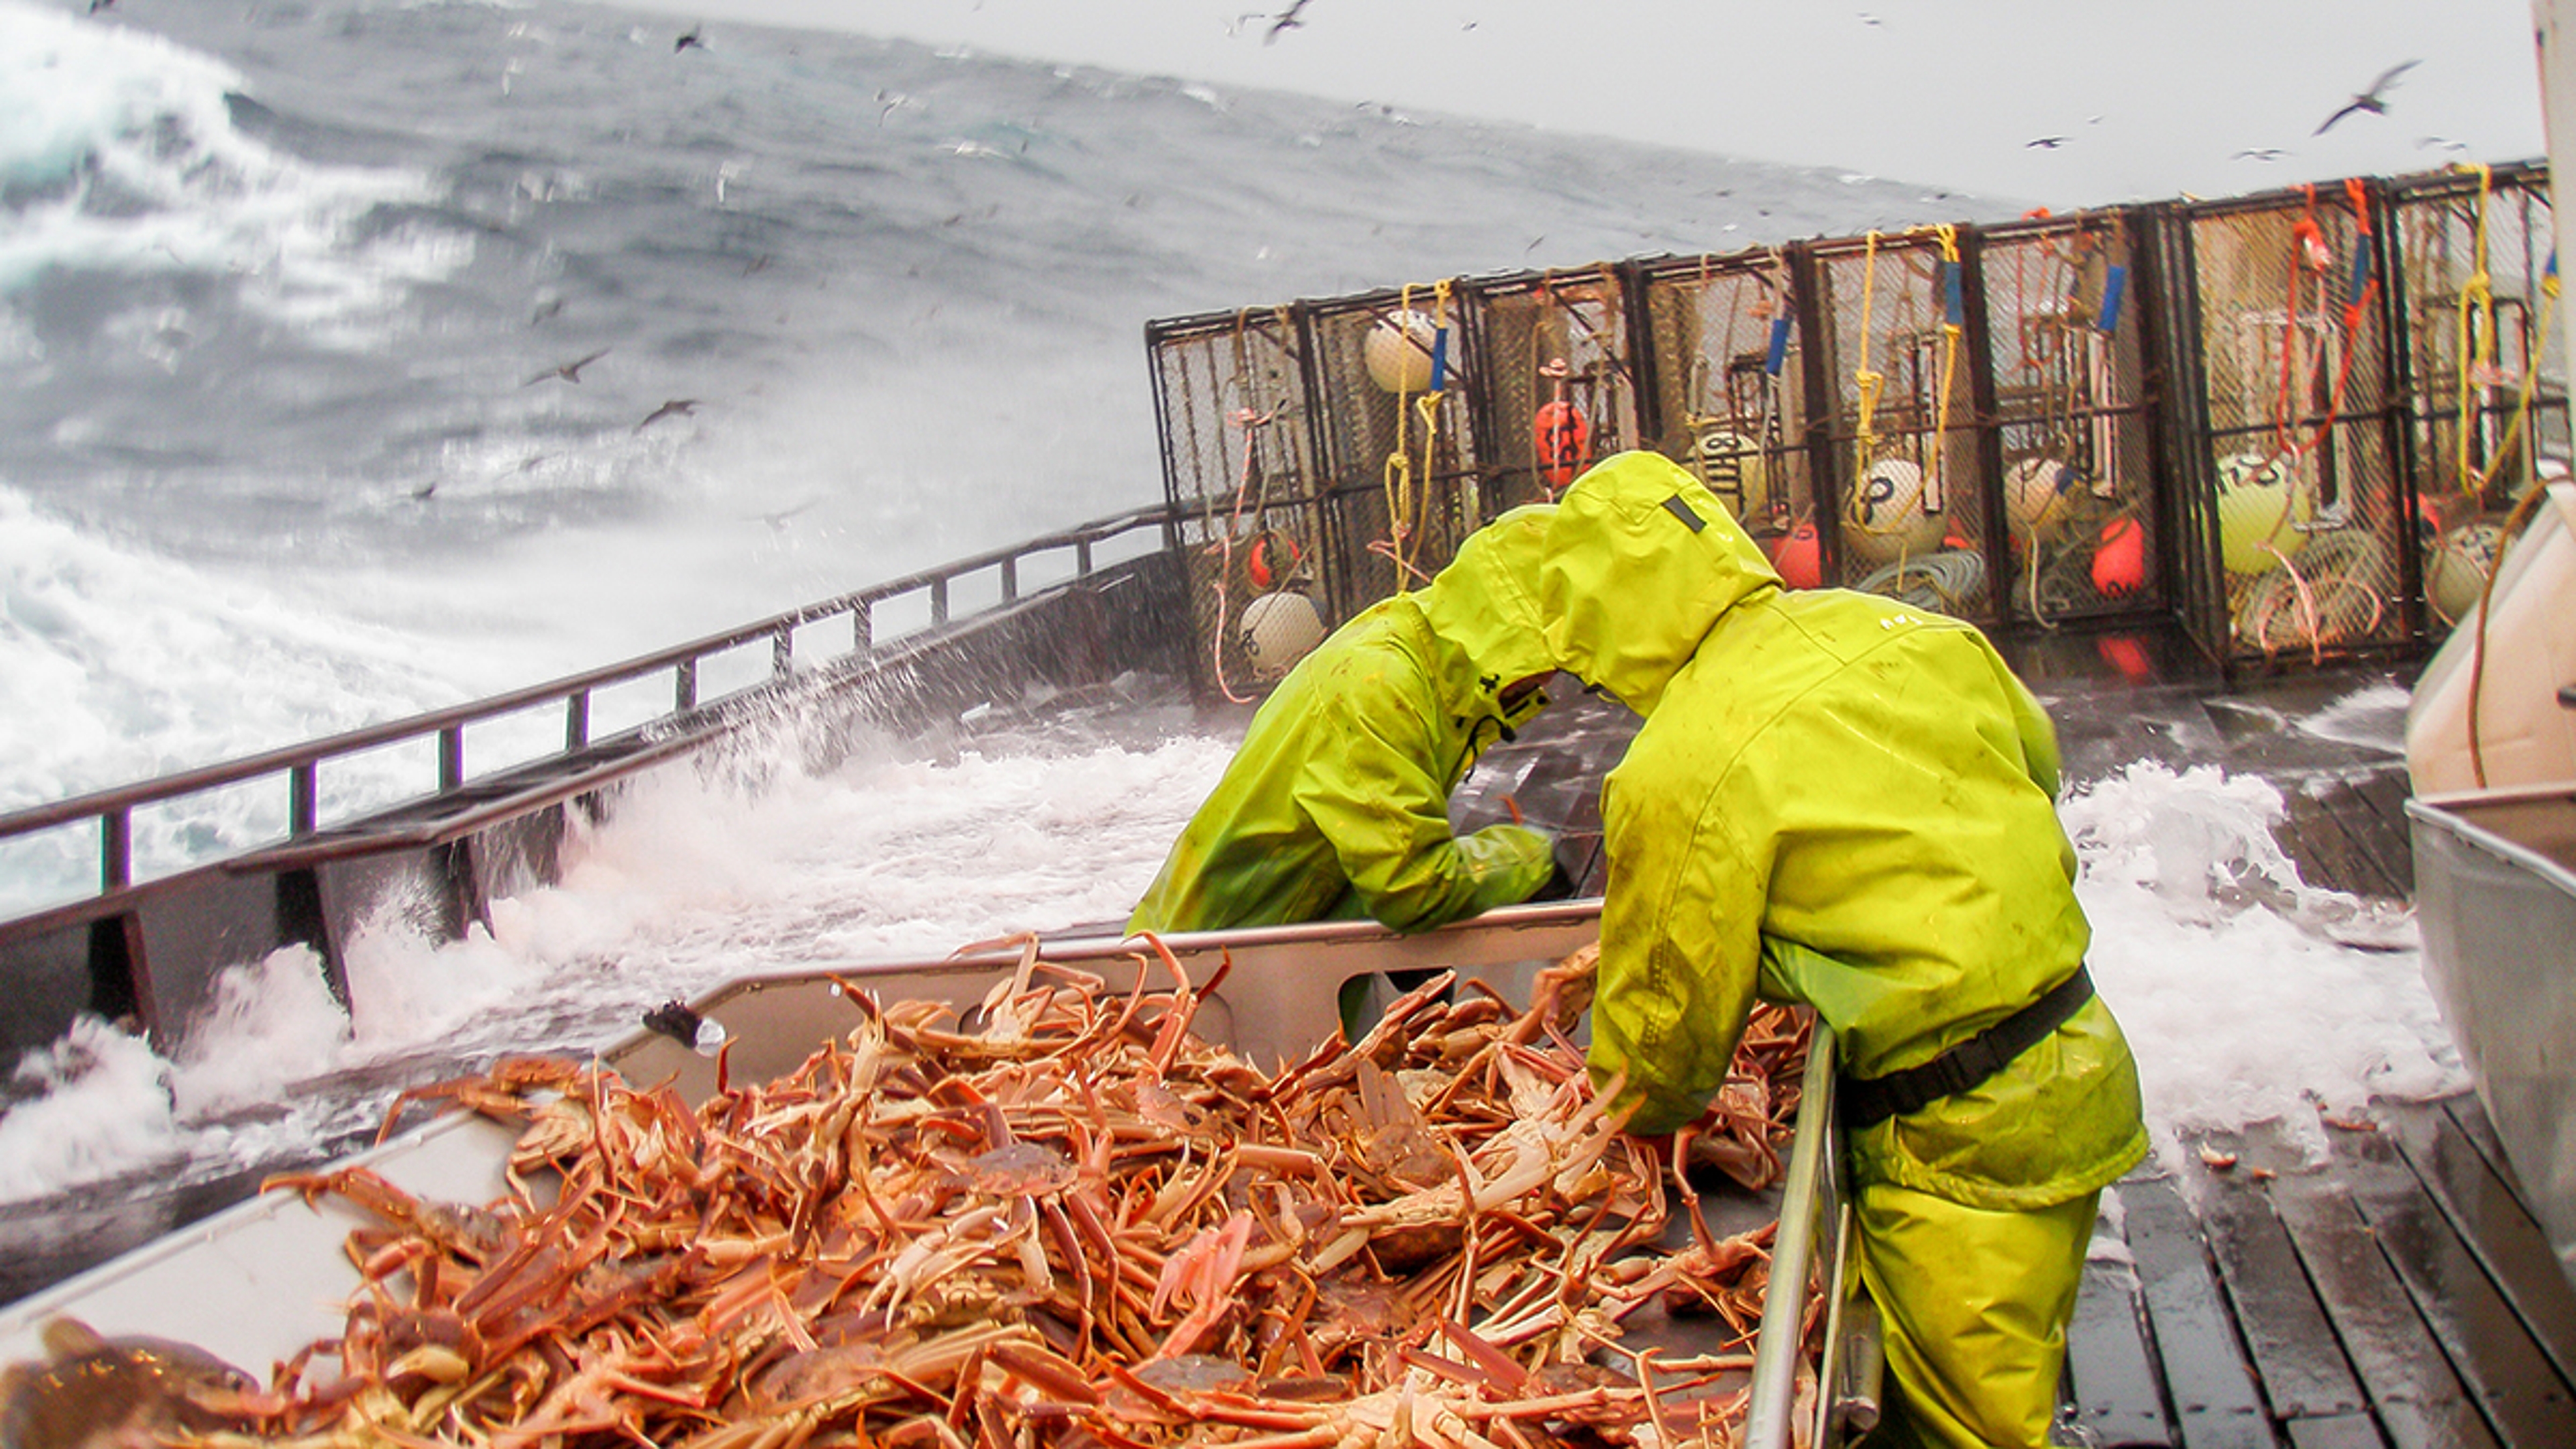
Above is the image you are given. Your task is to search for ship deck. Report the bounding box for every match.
[1453,634,2576,1447]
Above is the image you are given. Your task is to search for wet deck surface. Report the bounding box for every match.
[1463,637,2576,1446]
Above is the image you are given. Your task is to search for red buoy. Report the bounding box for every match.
[2092,517,2146,598]
[1767,520,1822,590]
[1534,400,1591,492]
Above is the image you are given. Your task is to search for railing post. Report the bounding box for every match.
[290,763,317,837]
[676,659,698,712]
[1077,537,1094,575]
[567,690,590,751]
[438,726,464,793]
[102,807,131,891]
[773,625,794,679]
[1000,556,1018,603]
[854,603,873,655]
[931,578,949,628]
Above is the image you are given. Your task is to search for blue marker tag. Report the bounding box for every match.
[1429,327,1450,391]
[1941,260,1965,325]
[2096,266,2127,333]
[2346,248,2373,309]
[1765,315,1792,376]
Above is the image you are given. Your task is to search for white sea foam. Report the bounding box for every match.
[0,486,480,912]
[0,0,451,337]
[2065,760,2464,1171]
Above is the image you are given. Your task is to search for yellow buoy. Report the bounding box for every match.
[2214,451,2312,576]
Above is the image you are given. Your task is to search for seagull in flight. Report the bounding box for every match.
[674,24,705,52]
[1265,0,1312,44]
[636,398,699,433]
[523,348,609,386]
[2233,147,2290,162]
[2314,59,2419,136]
[2026,136,2068,150]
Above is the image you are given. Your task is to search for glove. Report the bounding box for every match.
[1527,830,1600,902]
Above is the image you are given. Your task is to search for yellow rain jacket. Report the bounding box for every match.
[1128,508,1561,935]
[1538,453,2145,1212]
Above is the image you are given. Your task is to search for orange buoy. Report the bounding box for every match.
[2092,517,2146,597]
[1534,400,1590,492]
[1246,533,1302,591]
[1766,520,1822,590]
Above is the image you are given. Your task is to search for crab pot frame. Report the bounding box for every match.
[2385,161,2571,637]
[1145,307,1338,704]
[1801,230,1997,619]
[2160,182,2412,672]
[1975,210,2169,627]
[1299,287,1495,624]
[1465,266,1644,513]
[1635,250,1817,574]
[1145,163,2571,698]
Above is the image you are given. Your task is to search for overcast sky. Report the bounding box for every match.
[603,0,2544,207]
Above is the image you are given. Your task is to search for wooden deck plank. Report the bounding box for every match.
[2349,769,2418,898]
[2123,1176,2270,1448]
[2069,1186,2177,1448]
[2326,1118,2576,1444]
[2375,1102,2576,1399]
[2277,786,2396,900]
[2259,1138,2502,1449]
[2284,1413,2387,1449]
[2184,1133,2368,1421]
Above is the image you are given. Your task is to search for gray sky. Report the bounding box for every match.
[606,0,2543,206]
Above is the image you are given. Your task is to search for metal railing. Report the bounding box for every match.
[1,504,1174,901]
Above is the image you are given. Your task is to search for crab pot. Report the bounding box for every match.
[1803,231,1995,618]
[2165,182,2412,672]
[1467,266,1644,513]
[1638,249,1821,579]
[1147,307,1339,702]
[1978,209,2169,627]
[1301,287,1492,622]
[2387,162,2573,637]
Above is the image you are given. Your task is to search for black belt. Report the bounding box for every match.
[1838,965,2095,1131]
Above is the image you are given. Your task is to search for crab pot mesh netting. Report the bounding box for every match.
[2389,166,2571,634]
[1473,270,1642,513]
[1980,215,2163,627]
[1304,291,1490,622]
[2184,191,2408,663]
[1149,311,1334,702]
[1640,254,1815,571]
[1812,233,1994,618]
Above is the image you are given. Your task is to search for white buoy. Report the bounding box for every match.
[1362,311,1440,394]
[1240,590,1328,679]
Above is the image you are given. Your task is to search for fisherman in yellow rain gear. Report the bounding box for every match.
[1128,506,1569,941]
[1534,451,2146,1449]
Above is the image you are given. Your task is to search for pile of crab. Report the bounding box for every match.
[233,940,1816,1449]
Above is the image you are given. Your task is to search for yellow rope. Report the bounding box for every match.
[1853,230,1884,479]
[1926,223,1963,513]
[2455,162,2497,499]
[1379,279,1455,592]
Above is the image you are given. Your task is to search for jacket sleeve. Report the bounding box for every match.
[1291,663,1554,932]
[1587,753,1768,1136]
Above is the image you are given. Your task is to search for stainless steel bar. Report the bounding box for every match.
[1745,1022,1839,1448]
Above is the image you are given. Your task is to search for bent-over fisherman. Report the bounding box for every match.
[1128,506,1572,943]
[1536,451,2147,1449]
